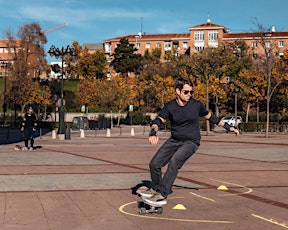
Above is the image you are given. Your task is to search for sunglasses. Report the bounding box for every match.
[182,90,194,95]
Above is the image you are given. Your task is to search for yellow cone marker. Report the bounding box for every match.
[217,185,228,191]
[173,204,187,210]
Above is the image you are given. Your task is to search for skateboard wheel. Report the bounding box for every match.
[156,207,163,214]
[139,207,146,215]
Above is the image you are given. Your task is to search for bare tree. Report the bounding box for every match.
[252,19,282,137]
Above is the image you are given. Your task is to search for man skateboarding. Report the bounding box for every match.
[140,77,239,206]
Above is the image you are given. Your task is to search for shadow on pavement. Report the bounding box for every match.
[0,127,51,145]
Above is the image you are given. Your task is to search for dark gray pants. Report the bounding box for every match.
[149,137,198,197]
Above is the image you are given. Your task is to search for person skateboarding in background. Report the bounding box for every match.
[21,105,38,150]
[141,77,239,206]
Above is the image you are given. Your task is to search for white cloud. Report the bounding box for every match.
[18,6,155,28]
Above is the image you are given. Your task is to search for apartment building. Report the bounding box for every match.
[0,40,14,78]
[104,19,288,61]
[0,39,40,79]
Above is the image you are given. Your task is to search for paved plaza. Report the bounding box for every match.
[0,127,288,229]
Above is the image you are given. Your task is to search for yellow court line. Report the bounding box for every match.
[252,214,288,229]
[210,178,253,196]
[119,201,233,224]
[189,192,216,202]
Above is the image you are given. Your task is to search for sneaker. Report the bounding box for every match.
[29,147,34,151]
[144,193,167,206]
[139,188,159,198]
[22,147,28,151]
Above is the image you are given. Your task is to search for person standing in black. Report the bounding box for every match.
[141,77,239,206]
[21,106,37,150]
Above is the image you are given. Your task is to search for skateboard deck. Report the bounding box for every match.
[14,145,42,151]
[14,145,24,151]
[131,180,164,215]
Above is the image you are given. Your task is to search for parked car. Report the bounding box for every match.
[221,116,242,126]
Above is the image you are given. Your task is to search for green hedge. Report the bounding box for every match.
[238,122,288,132]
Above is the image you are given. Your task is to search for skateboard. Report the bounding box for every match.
[131,180,164,215]
[14,145,41,151]
[137,195,164,214]
[14,145,25,151]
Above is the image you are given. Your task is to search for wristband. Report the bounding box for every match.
[209,113,221,125]
[223,122,231,132]
[149,128,157,136]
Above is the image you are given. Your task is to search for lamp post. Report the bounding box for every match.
[0,61,10,126]
[233,88,240,127]
[48,45,76,134]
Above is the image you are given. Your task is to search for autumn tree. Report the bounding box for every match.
[5,22,47,116]
[189,46,231,134]
[69,43,107,80]
[270,49,288,116]
[235,69,267,122]
[78,76,137,125]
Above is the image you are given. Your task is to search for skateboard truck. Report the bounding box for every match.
[138,200,163,214]
[131,180,164,215]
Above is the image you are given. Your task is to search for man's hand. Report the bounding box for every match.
[230,127,239,136]
[149,135,159,145]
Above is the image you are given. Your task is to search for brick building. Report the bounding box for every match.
[104,19,288,62]
[0,39,40,79]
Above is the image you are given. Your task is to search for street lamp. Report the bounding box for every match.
[48,45,76,135]
[233,88,240,127]
[0,61,10,126]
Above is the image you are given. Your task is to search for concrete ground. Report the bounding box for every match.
[0,127,287,230]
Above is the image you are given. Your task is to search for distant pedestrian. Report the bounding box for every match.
[21,106,37,150]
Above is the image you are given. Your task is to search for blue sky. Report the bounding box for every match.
[1,0,288,63]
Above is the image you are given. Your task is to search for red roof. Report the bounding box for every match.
[223,31,288,39]
[189,22,225,29]
[104,33,190,42]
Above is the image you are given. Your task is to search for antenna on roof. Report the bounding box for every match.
[140,17,143,34]
[207,11,211,23]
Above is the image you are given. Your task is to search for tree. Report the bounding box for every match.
[251,19,287,137]
[235,69,266,122]
[110,38,142,76]
[76,47,107,79]
[78,76,137,126]
[190,47,230,134]
[5,22,47,116]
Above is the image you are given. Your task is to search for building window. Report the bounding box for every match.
[278,41,284,47]
[195,46,204,52]
[265,42,271,48]
[146,43,151,49]
[156,42,161,48]
[164,41,172,50]
[183,42,188,49]
[252,42,257,48]
[136,43,140,49]
[208,31,218,41]
[195,31,204,41]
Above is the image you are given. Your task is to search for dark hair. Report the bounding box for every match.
[26,105,33,110]
[175,77,193,90]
